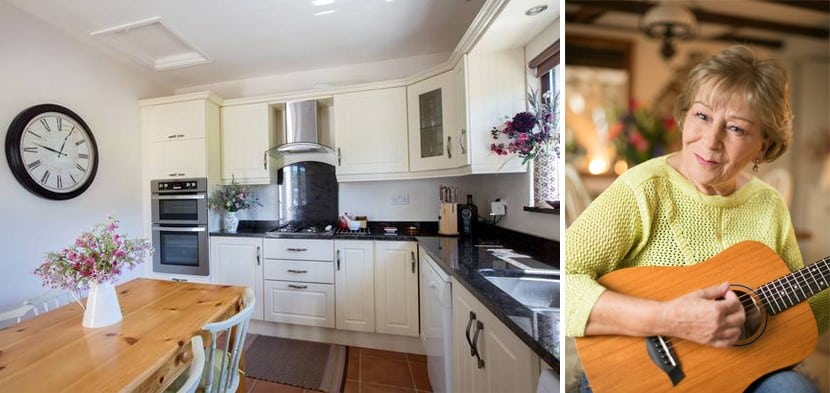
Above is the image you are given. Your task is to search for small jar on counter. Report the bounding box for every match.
[355,216,368,229]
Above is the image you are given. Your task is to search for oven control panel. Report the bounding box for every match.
[152,178,207,193]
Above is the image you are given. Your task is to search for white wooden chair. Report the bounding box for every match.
[23,291,73,316]
[176,336,206,393]
[202,288,255,393]
[760,167,793,208]
[564,164,593,226]
[0,304,35,328]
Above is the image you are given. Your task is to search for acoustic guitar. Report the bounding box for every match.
[575,241,829,393]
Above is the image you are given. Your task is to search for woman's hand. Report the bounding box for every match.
[659,282,746,348]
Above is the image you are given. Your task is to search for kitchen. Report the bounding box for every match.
[0,0,559,392]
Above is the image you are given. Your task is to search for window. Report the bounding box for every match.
[524,41,560,214]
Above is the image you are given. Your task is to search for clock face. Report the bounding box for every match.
[5,104,99,200]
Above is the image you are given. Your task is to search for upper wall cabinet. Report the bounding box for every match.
[221,103,280,184]
[141,92,221,180]
[407,71,465,172]
[466,47,527,174]
[333,87,409,177]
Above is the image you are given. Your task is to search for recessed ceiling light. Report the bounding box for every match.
[312,0,335,6]
[525,5,548,16]
[313,9,336,16]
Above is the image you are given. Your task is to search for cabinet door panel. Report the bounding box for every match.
[335,240,375,332]
[374,241,419,336]
[221,103,273,183]
[333,88,409,175]
[210,237,263,320]
[263,280,335,328]
[148,139,207,179]
[143,100,206,142]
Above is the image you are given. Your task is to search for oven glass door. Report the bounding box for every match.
[152,194,208,224]
[152,226,209,276]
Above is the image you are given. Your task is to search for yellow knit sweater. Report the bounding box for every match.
[565,154,829,337]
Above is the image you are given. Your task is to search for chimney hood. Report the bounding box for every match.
[272,100,332,154]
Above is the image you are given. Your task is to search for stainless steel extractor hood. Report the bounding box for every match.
[271,100,332,153]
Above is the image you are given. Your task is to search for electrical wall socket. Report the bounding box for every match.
[391,193,410,205]
[490,200,506,215]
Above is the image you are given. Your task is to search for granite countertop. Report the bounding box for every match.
[209,220,430,241]
[416,236,560,370]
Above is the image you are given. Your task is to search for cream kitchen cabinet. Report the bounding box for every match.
[374,241,419,337]
[452,277,539,393]
[452,56,470,168]
[220,102,280,184]
[407,71,464,172]
[140,92,221,180]
[262,238,335,328]
[334,240,375,332]
[210,236,263,320]
[333,87,409,177]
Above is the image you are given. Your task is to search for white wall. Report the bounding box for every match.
[0,2,168,311]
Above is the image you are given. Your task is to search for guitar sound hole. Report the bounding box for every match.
[731,287,767,346]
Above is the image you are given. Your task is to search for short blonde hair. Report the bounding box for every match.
[673,45,793,162]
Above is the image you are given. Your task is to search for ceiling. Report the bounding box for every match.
[6,0,495,90]
[565,0,829,50]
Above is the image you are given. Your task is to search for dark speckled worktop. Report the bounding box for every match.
[416,236,560,370]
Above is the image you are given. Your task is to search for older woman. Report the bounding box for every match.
[566,45,828,393]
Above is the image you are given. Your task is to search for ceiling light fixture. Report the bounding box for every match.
[311,0,335,6]
[641,2,697,60]
[525,5,548,16]
[313,9,336,16]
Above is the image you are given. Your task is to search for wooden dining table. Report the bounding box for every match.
[0,278,246,393]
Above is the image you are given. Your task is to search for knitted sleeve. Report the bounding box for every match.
[565,178,643,337]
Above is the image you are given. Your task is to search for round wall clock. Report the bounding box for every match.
[5,104,99,200]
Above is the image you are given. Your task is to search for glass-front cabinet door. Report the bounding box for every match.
[408,70,463,171]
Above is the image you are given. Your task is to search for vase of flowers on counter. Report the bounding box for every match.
[209,176,262,233]
[34,215,153,328]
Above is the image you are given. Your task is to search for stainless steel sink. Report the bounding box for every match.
[483,276,560,309]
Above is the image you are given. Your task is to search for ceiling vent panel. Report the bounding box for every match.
[90,17,211,71]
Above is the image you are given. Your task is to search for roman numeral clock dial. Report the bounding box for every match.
[5,104,98,200]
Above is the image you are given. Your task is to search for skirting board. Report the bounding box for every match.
[249,319,426,355]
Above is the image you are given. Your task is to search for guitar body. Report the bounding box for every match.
[575,241,818,393]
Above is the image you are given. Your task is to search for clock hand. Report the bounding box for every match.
[33,142,68,157]
[57,126,75,157]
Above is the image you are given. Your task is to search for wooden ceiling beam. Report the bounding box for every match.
[760,1,830,14]
[566,0,829,39]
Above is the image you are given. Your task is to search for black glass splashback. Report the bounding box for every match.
[277,161,338,224]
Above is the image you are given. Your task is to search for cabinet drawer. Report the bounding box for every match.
[263,260,334,284]
[263,280,335,328]
[264,239,333,260]
[143,100,206,142]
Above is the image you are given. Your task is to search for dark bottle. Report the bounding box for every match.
[458,194,478,237]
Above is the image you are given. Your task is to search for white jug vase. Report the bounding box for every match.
[83,281,122,328]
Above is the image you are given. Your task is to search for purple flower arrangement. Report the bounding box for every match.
[609,99,680,166]
[34,215,153,291]
[209,177,262,212]
[490,89,560,165]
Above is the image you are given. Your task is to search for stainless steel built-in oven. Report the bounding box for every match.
[151,178,209,276]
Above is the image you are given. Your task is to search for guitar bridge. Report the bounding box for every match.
[645,336,685,386]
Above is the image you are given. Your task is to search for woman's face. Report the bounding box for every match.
[678,87,768,195]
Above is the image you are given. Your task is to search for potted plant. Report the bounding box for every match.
[209,177,262,233]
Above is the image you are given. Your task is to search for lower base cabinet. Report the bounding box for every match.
[263,280,335,328]
[452,278,540,393]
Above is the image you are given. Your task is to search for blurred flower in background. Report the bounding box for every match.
[609,99,680,167]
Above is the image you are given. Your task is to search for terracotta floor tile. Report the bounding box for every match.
[249,379,305,393]
[347,350,360,381]
[406,353,427,363]
[244,377,257,393]
[361,347,408,361]
[409,361,432,392]
[361,358,413,388]
[361,382,416,393]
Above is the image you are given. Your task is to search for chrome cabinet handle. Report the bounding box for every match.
[256,246,261,266]
[287,269,308,274]
[460,129,467,154]
[152,226,205,232]
[263,152,267,170]
[447,136,452,159]
[286,248,308,252]
[465,311,477,356]
[472,320,485,369]
[411,251,416,274]
[336,249,341,271]
[172,277,187,282]
[288,284,308,289]
[168,173,186,177]
[337,148,342,166]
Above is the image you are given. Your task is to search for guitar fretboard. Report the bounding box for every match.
[757,256,830,315]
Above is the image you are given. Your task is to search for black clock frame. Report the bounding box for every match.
[5,104,99,200]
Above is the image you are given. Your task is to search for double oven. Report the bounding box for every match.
[151,178,209,276]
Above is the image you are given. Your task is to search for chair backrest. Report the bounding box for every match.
[202,288,255,393]
[760,167,793,208]
[176,335,205,393]
[0,304,35,329]
[564,164,593,226]
[23,291,73,316]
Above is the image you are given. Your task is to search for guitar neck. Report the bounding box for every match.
[758,256,830,315]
